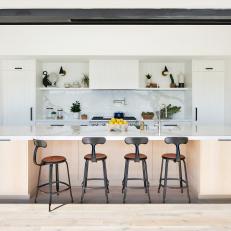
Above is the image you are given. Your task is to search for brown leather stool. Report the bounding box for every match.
[158,137,190,203]
[33,139,73,211]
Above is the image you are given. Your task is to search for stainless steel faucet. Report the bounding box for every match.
[155,104,168,135]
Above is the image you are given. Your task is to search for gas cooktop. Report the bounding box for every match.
[91,116,137,121]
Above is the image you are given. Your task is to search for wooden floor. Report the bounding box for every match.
[0,187,230,230]
[0,204,231,230]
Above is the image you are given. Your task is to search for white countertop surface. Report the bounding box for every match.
[1,124,231,141]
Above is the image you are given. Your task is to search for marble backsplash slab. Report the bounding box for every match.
[38,90,192,121]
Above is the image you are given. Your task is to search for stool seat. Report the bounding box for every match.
[162,153,185,160]
[42,155,66,164]
[124,153,147,160]
[84,153,107,160]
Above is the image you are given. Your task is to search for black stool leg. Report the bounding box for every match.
[34,165,42,203]
[65,161,74,203]
[55,164,59,195]
[163,159,169,203]
[142,160,147,193]
[158,158,164,193]
[81,160,89,203]
[178,161,183,193]
[122,160,127,193]
[49,164,53,212]
[102,159,109,193]
[123,159,129,203]
[143,160,151,203]
[183,159,191,203]
[102,159,109,203]
[84,160,89,193]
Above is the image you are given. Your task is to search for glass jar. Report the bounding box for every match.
[46,107,54,119]
[57,108,64,120]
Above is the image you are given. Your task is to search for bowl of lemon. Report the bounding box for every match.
[108,118,128,132]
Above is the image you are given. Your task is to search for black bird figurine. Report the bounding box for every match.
[42,71,52,87]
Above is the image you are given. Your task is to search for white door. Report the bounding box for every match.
[0,69,35,125]
[192,71,224,124]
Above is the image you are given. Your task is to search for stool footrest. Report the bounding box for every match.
[160,177,187,183]
[86,177,106,181]
[126,177,144,181]
[126,186,150,190]
[159,184,189,190]
[38,181,71,194]
[84,186,107,190]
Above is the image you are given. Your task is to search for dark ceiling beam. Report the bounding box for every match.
[0,9,231,25]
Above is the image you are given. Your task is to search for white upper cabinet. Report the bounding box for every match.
[0,60,36,125]
[192,60,224,124]
[89,60,139,89]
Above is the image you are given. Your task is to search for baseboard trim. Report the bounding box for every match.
[0,194,30,200]
[199,194,231,199]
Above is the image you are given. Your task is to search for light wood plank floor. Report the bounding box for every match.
[0,187,231,231]
[0,204,230,230]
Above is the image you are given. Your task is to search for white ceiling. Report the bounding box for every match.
[0,0,231,9]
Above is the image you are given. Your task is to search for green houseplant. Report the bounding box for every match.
[81,74,89,88]
[145,73,152,88]
[160,104,181,119]
[70,101,81,119]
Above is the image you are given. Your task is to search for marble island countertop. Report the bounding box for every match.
[1,124,231,141]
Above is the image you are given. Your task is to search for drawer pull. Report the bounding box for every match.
[205,67,214,70]
[0,139,11,141]
[14,67,23,70]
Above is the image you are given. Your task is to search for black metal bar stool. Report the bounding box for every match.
[33,139,73,211]
[158,137,191,203]
[81,137,109,203]
[122,137,151,203]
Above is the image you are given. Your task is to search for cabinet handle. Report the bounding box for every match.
[14,67,23,70]
[205,67,214,70]
[30,107,33,121]
[195,107,198,121]
[0,139,11,141]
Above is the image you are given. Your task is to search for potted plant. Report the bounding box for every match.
[70,101,81,119]
[160,104,181,119]
[81,74,89,88]
[169,74,177,88]
[141,112,155,120]
[145,73,152,88]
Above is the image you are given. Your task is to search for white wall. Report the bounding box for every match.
[1,0,231,9]
[1,26,231,56]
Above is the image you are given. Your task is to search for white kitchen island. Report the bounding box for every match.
[0,124,231,201]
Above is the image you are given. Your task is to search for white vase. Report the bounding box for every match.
[73,112,80,119]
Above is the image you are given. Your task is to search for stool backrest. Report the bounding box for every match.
[164,137,188,162]
[125,137,148,162]
[33,139,47,166]
[82,137,106,162]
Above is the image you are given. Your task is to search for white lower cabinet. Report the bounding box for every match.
[0,60,36,125]
[192,60,224,124]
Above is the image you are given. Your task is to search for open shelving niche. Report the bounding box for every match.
[35,57,192,123]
